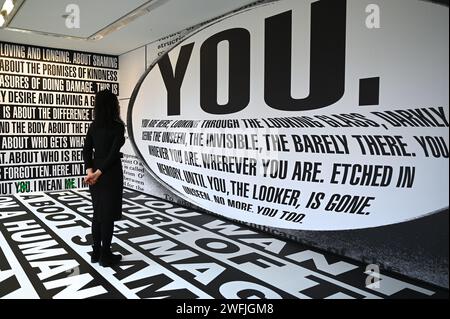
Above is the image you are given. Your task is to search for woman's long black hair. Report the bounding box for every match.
[93,89,124,128]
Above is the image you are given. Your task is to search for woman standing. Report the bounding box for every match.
[82,89,125,267]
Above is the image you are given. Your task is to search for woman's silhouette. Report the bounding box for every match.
[82,89,125,267]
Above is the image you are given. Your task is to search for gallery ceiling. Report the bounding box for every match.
[0,0,258,56]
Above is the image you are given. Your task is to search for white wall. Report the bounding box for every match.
[119,41,183,199]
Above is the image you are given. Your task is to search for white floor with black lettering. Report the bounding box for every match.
[0,188,447,299]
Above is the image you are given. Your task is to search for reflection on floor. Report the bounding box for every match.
[0,188,448,299]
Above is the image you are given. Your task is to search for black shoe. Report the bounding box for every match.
[91,246,101,263]
[99,249,122,267]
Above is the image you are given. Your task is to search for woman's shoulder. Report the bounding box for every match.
[113,120,125,133]
[88,121,121,132]
[113,119,125,128]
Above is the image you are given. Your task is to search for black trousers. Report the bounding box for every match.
[92,220,114,250]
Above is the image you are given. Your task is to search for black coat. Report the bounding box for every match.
[82,121,125,222]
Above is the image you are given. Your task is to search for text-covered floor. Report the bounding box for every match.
[0,189,447,299]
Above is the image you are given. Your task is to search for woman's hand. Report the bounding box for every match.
[84,169,102,185]
[84,169,95,185]
[89,169,103,185]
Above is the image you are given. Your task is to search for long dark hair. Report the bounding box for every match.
[93,89,123,128]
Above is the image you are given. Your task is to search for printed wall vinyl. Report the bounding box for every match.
[0,42,119,195]
[127,0,449,230]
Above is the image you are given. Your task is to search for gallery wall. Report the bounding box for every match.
[118,0,449,288]
[0,41,119,195]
